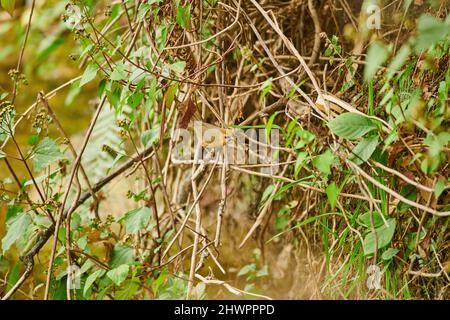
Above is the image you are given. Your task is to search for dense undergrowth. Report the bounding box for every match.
[0,0,449,300]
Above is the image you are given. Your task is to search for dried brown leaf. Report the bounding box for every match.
[177,98,196,129]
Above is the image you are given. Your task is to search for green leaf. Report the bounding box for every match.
[110,62,127,81]
[107,264,129,286]
[265,111,279,141]
[141,126,160,148]
[6,262,20,293]
[176,3,191,30]
[294,129,315,150]
[83,269,106,297]
[116,279,140,300]
[32,138,65,172]
[118,207,152,234]
[364,41,390,81]
[0,108,15,141]
[79,63,98,87]
[261,184,275,203]
[357,211,385,229]
[349,135,379,165]
[238,263,256,276]
[312,150,334,176]
[381,248,399,261]
[110,243,134,268]
[0,150,5,160]
[434,179,445,198]
[326,182,339,210]
[363,218,396,256]
[256,265,269,277]
[294,151,308,176]
[79,259,95,275]
[275,216,289,230]
[24,168,60,187]
[328,113,377,140]
[259,78,273,101]
[1,0,15,16]
[2,212,32,252]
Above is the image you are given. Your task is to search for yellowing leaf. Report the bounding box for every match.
[1,0,15,16]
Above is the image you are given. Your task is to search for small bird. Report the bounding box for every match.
[176,97,229,148]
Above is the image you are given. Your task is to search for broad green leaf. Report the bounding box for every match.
[381,248,399,261]
[364,41,390,81]
[116,279,140,300]
[326,182,339,210]
[118,206,152,234]
[328,113,377,140]
[357,211,385,228]
[176,3,191,30]
[312,150,334,176]
[110,243,134,268]
[79,63,98,87]
[79,259,95,275]
[294,129,315,150]
[107,264,129,286]
[141,126,160,148]
[127,90,144,109]
[363,218,396,255]
[83,269,106,297]
[1,0,15,16]
[32,138,65,172]
[110,62,127,81]
[349,135,379,165]
[2,212,32,252]
[5,205,21,222]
